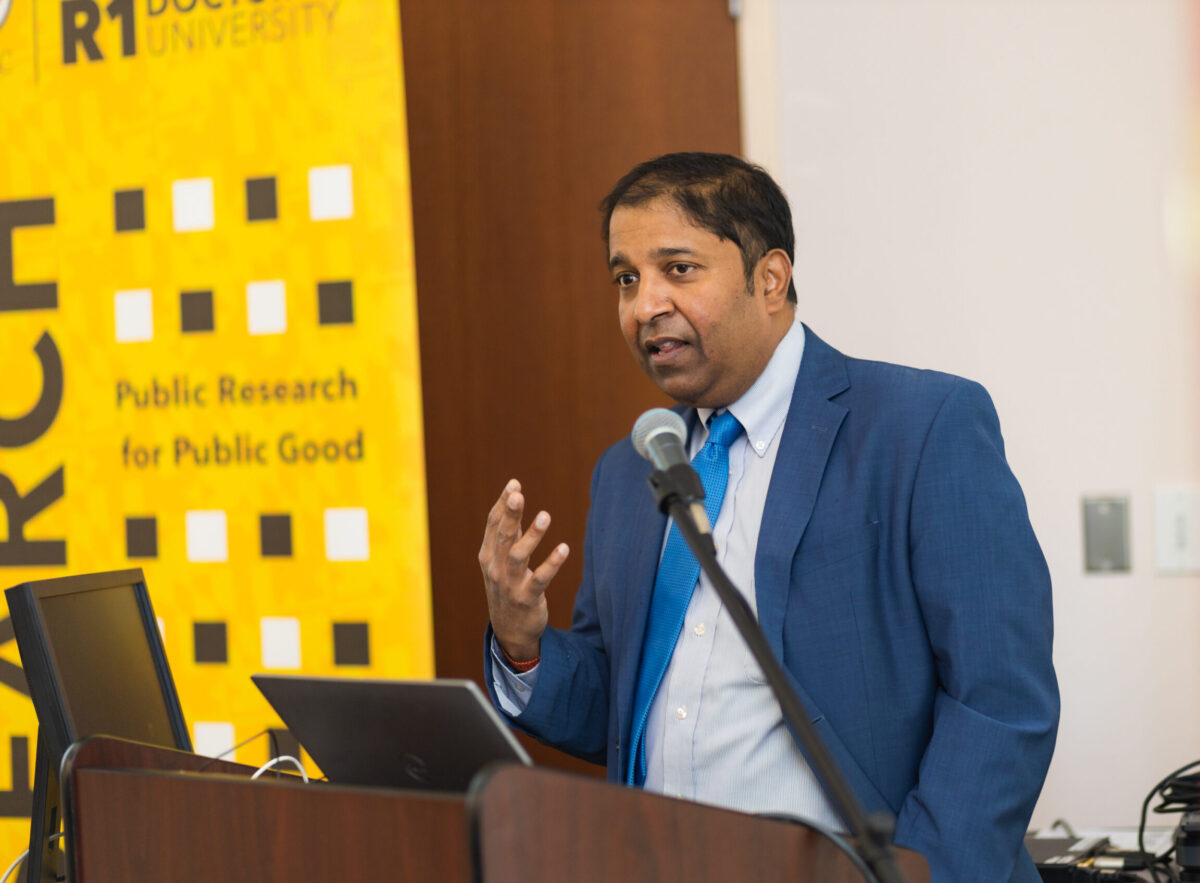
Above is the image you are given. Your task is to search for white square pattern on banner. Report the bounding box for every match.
[186,510,229,562]
[172,178,216,232]
[260,617,302,669]
[192,721,236,759]
[114,290,154,342]
[324,507,370,560]
[308,165,354,221]
[246,280,287,335]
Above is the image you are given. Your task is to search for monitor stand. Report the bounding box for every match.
[18,731,65,883]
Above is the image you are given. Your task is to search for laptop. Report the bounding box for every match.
[251,674,532,792]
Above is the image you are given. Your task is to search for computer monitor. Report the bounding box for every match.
[4,568,189,882]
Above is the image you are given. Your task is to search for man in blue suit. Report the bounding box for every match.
[479,153,1058,881]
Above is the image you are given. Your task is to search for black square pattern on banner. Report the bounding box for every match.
[318,281,354,325]
[125,516,158,558]
[193,622,228,664]
[333,622,370,666]
[267,728,301,764]
[180,290,215,333]
[246,176,278,221]
[260,514,293,557]
[114,189,145,232]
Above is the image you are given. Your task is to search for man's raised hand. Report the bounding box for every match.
[479,479,569,661]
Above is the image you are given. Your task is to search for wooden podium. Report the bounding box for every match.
[56,736,929,882]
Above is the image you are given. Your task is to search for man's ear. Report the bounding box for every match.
[757,248,793,313]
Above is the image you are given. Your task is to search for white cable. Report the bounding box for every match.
[250,755,309,782]
[0,848,27,883]
[1,833,63,883]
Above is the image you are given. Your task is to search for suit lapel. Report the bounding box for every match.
[607,333,889,810]
[755,327,850,658]
[753,330,896,813]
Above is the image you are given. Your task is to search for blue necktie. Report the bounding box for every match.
[626,410,744,786]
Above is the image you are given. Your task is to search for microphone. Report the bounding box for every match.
[630,409,712,534]
[631,408,688,471]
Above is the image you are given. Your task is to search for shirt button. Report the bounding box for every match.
[675,706,687,720]
[693,623,706,637]
[755,440,765,452]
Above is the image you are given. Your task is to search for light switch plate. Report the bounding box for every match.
[1154,485,1200,575]
[1083,496,1131,573]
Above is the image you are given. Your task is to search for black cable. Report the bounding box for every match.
[1139,759,1200,883]
[195,728,270,772]
[1050,817,1078,838]
[1158,776,1200,815]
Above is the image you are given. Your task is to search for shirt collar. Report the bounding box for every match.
[696,313,806,459]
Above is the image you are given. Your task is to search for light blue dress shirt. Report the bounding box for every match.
[493,314,841,830]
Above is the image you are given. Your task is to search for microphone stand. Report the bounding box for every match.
[647,464,909,883]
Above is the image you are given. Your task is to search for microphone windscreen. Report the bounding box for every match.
[631,408,687,462]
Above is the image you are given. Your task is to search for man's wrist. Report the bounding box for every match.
[498,640,540,672]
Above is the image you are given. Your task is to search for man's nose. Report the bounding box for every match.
[633,276,673,324]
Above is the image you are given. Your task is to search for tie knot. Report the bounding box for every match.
[705,411,743,449]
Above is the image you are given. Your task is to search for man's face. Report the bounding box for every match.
[608,197,790,409]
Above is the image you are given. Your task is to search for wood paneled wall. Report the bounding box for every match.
[400,0,741,771]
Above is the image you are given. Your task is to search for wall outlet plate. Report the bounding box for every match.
[1154,485,1200,575]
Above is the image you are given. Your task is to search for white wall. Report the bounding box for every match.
[740,0,1200,828]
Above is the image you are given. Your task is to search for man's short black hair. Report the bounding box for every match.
[600,152,797,303]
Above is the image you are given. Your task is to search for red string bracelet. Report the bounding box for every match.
[500,644,540,673]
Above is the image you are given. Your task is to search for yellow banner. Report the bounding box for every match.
[0,0,430,859]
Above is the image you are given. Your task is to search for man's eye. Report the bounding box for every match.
[614,273,637,287]
[668,263,696,276]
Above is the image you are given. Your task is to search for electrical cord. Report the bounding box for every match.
[251,755,309,782]
[1,833,63,883]
[1032,817,1144,881]
[1,744,308,883]
[1,848,28,883]
[1140,758,1200,883]
[195,727,270,771]
[1050,817,1078,838]
[1158,776,1200,816]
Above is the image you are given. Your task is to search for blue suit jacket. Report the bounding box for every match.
[486,327,1059,882]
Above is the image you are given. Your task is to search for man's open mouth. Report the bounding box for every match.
[645,338,687,357]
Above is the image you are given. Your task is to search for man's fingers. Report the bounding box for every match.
[478,479,563,617]
[484,480,519,530]
[506,509,551,581]
[527,543,570,596]
[492,488,525,554]
[481,479,520,561]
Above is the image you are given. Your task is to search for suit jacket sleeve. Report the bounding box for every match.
[484,452,613,766]
[892,379,1059,881]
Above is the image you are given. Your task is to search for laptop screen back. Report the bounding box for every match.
[252,675,531,793]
